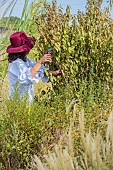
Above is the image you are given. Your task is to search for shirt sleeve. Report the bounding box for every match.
[8,59,49,85]
[27,58,37,66]
[28,58,49,83]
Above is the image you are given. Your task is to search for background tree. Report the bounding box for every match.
[0,16,21,27]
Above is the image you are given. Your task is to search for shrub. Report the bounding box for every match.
[0,91,71,169]
[0,91,112,169]
[28,0,113,107]
[31,110,113,170]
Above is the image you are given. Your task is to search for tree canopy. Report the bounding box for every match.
[0,16,21,27]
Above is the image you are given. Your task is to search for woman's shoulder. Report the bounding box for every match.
[10,58,27,67]
[8,58,26,71]
[13,58,25,63]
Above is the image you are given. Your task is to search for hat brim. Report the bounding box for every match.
[6,37,36,54]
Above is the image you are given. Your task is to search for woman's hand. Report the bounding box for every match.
[48,69,65,77]
[39,53,52,64]
[31,54,52,78]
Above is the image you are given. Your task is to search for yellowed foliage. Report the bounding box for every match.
[0,74,9,101]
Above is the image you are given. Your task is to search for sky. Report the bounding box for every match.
[0,0,113,19]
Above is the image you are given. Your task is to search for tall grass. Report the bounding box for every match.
[0,0,30,82]
[31,110,113,170]
[0,0,48,81]
[0,91,112,169]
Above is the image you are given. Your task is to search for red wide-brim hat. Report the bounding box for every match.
[6,31,36,53]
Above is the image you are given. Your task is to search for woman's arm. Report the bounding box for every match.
[30,53,64,79]
[30,53,52,78]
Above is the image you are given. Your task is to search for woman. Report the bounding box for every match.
[7,31,62,103]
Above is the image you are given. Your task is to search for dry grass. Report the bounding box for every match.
[31,108,113,170]
[1,74,9,99]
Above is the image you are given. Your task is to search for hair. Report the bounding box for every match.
[8,52,27,63]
